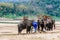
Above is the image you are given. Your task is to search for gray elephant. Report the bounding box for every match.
[18,20,33,34]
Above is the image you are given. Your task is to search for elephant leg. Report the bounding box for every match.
[41,24,44,31]
[26,26,31,34]
[18,26,22,34]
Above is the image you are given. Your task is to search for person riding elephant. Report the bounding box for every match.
[18,16,33,34]
[40,15,47,32]
[46,16,52,31]
[18,16,28,34]
[46,16,55,31]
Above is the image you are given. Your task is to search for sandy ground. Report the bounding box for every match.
[0,23,60,40]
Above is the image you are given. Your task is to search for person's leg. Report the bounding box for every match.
[34,26,37,33]
[34,27,36,33]
[41,24,44,31]
[38,25,40,32]
[41,26,42,31]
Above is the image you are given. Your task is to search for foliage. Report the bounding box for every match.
[0,0,60,20]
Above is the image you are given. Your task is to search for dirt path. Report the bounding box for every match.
[0,23,60,40]
[0,32,60,40]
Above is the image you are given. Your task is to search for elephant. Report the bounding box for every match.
[18,20,33,34]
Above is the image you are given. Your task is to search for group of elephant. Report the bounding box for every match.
[18,16,55,34]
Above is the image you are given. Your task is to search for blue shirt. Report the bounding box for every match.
[32,22,38,28]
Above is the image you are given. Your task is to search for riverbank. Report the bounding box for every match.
[0,23,59,40]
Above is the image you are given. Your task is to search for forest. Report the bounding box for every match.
[0,0,60,20]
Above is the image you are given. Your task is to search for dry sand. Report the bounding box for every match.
[0,23,60,40]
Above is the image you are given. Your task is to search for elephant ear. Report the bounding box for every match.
[27,20,32,26]
[18,21,23,27]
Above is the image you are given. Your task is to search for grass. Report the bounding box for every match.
[2,14,60,21]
